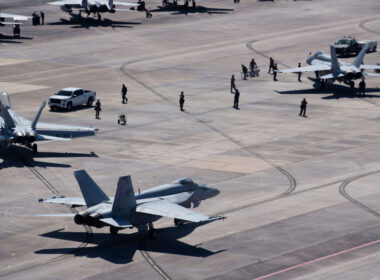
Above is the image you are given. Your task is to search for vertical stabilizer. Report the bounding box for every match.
[353,44,369,68]
[82,0,88,8]
[31,101,46,130]
[74,170,110,207]
[0,104,15,129]
[112,176,136,218]
[330,45,341,75]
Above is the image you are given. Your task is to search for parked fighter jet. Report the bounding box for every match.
[48,0,140,20]
[278,45,380,89]
[0,92,95,153]
[0,12,31,26]
[39,170,221,238]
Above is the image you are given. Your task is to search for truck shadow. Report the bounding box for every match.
[35,221,225,264]
[49,105,94,113]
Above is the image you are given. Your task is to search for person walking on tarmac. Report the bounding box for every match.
[231,75,236,93]
[359,78,366,96]
[297,62,302,82]
[95,99,101,119]
[268,57,275,74]
[233,88,240,110]
[250,58,257,72]
[273,63,278,81]
[241,65,248,80]
[179,91,185,111]
[40,11,45,25]
[299,98,307,117]
[121,84,128,104]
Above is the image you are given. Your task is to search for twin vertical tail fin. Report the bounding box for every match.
[353,44,369,69]
[74,170,110,207]
[0,103,15,130]
[112,176,136,218]
[31,101,46,130]
[330,45,341,76]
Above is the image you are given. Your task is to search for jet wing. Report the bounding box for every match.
[39,196,86,207]
[0,13,31,21]
[100,217,133,228]
[363,72,380,77]
[114,1,140,6]
[36,213,76,217]
[47,0,82,5]
[136,200,211,223]
[360,65,380,70]
[278,65,331,74]
[35,123,96,139]
[320,73,344,79]
[0,22,24,25]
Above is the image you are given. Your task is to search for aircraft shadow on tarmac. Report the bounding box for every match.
[276,78,380,100]
[0,34,33,44]
[0,146,98,169]
[48,16,141,29]
[35,221,225,264]
[152,5,233,15]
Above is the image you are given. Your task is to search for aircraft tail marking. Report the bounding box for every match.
[112,176,136,217]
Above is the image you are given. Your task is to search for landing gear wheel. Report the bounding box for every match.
[149,229,158,240]
[32,143,37,154]
[98,13,101,21]
[174,218,184,226]
[110,226,118,236]
[66,103,73,112]
[350,81,355,89]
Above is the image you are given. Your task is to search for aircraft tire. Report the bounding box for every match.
[32,143,38,154]
[110,226,118,236]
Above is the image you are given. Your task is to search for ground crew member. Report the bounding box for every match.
[233,89,240,109]
[95,99,101,119]
[241,65,248,80]
[146,7,152,18]
[231,75,236,93]
[299,98,307,117]
[297,62,302,82]
[179,91,185,111]
[268,57,275,74]
[273,63,278,81]
[359,78,366,96]
[121,84,128,103]
[184,0,189,9]
[249,58,257,72]
[40,11,45,25]
[13,24,20,37]
[192,0,196,8]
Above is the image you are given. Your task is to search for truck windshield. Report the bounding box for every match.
[56,90,72,96]
[337,39,353,45]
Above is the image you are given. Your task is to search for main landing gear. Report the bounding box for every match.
[110,226,119,236]
[148,222,158,240]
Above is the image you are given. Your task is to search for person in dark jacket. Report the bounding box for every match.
[359,78,366,96]
[299,98,307,117]
[179,91,185,111]
[121,84,128,104]
[233,89,240,109]
[273,63,278,81]
[95,99,101,119]
[231,74,236,93]
[268,57,275,74]
[297,62,302,82]
[241,65,248,80]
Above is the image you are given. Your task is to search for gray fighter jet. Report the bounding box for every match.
[0,92,96,153]
[39,170,221,239]
[0,13,31,26]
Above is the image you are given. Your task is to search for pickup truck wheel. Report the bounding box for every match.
[66,103,73,112]
[50,106,56,111]
[87,98,94,107]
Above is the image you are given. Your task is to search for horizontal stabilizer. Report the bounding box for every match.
[320,73,344,79]
[36,213,76,217]
[0,22,24,25]
[136,200,210,222]
[278,65,330,74]
[100,217,133,228]
[114,1,140,6]
[37,134,71,141]
[360,65,380,70]
[48,0,82,5]
[39,196,86,206]
[363,72,380,77]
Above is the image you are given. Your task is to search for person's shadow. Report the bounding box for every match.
[35,221,225,264]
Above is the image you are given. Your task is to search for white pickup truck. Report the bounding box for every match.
[49,87,96,111]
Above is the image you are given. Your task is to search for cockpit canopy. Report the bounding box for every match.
[174,178,195,186]
[0,92,12,109]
